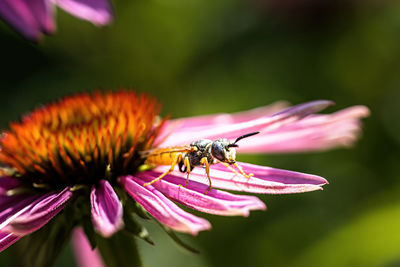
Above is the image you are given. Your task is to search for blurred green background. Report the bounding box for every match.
[1,0,400,266]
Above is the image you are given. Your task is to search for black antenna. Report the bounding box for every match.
[227,131,260,147]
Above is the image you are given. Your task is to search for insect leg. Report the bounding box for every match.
[233,163,253,178]
[221,162,253,179]
[200,157,212,194]
[143,153,182,187]
[221,162,240,175]
[184,156,191,187]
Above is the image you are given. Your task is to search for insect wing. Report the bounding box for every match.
[140,145,193,158]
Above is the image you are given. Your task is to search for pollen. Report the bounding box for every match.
[0,91,164,189]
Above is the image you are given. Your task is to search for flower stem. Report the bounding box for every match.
[96,231,142,267]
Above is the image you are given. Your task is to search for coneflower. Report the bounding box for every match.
[0,91,369,266]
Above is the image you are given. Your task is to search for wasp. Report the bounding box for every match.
[141,132,259,194]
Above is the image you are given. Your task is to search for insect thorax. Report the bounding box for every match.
[186,139,214,168]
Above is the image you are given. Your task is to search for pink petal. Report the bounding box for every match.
[56,0,114,26]
[6,187,73,235]
[72,228,104,267]
[0,231,20,252]
[154,101,288,145]
[119,176,211,235]
[0,0,54,40]
[154,162,326,194]
[160,100,334,147]
[90,180,123,237]
[238,105,370,153]
[135,171,266,216]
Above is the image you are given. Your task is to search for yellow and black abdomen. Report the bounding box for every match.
[142,145,194,166]
[145,149,183,166]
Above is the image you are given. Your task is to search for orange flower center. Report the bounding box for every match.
[0,91,163,189]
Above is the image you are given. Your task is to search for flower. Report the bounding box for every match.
[0,91,369,265]
[0,0,113,40]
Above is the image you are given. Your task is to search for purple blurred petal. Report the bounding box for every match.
[56,0,114,25]
[72,228,104,267]
[153,162,326,194]
[29,0,55,34]
[0,0,42,39]
[271,100,334,119]
[0,231,20,252]
[160,100,334,146]
[90,180,123,237]
[6,187,73,235]
[136,172,266,216]
[0,0,112,40]
[120,176,211,235]
[0,0,54,39]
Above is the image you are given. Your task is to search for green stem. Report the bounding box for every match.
[96,231,142,267]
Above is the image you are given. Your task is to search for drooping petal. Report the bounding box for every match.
[0,231,20,252]
[90,180,123,237]
[0,0,54,40]
[238,105,370,153]
[56,0,114,26]
[0,194,40,228]
[0,179,42,229]
[6,187,73,235]
[72,228,104,267]
[135,171,266,216]
[154,101,288,145]
[154,162,326,194]
[160,100,334,146]
[119,176,211,235]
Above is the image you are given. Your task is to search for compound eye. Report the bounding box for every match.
[211,141,226,162]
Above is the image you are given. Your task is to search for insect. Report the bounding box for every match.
[141,132,260,194]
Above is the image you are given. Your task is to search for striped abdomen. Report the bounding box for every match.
[143,145,192,166]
